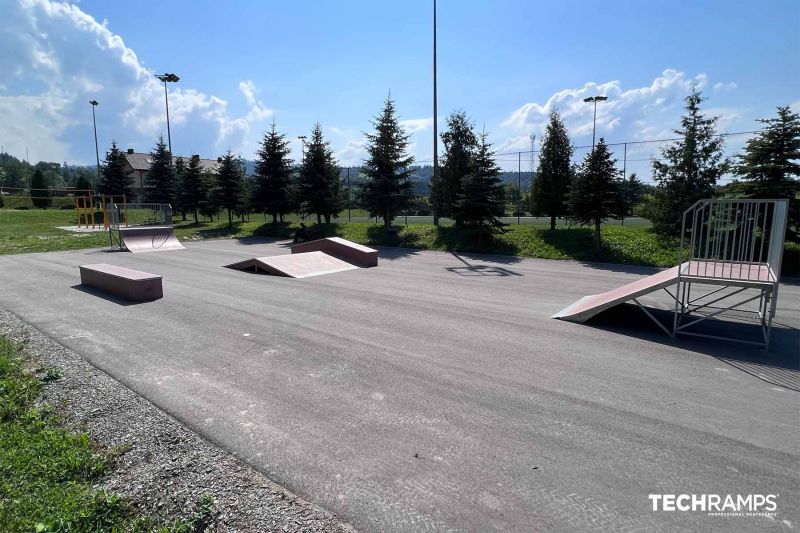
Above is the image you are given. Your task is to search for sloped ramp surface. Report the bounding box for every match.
[552,265,681,323]
[226,251,359,279]
[120,227,185,253]
[291,237,378,267]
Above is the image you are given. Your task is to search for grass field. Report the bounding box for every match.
[0,336,212,532]
[0,209,676,266]
[3,208,796,272]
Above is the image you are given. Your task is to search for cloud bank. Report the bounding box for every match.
[1,0,272,163]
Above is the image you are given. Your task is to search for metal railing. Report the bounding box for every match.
[109,203,173,229]
[678,199,789,283]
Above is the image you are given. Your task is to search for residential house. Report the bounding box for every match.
[123,148,220,201]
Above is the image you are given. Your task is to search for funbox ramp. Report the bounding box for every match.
[119,226,185,253]
[552,265,681,323]
[225,251,360,279]
[291,237,378,267]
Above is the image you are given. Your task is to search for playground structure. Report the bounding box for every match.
[226,237,378,278]
[108,202,184,253]
[74,194,127,229]
[554,198,789,349]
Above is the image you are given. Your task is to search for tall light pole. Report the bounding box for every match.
[156,73,180,154]
[432,0,439,226]
[89,100,100,183]
[583,95,608,150]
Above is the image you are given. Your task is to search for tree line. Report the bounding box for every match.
[523,90,799,252]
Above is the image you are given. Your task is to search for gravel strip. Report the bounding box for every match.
[0,307,355,533]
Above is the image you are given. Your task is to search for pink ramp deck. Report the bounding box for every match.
[79,263,163,301]
[225,251,359,279]
[119,227,184,253]
[551,260,775,323]
[552,266,681,323]
[291,237,378,267]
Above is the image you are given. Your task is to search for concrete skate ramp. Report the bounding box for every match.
[552,265,681,323]
[291,237,378,267]
[120,226,184,253]
[226,251,359,279]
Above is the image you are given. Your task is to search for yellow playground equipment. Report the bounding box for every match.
[75,194,128,229]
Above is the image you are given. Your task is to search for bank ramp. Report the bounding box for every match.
[226,251,359,279]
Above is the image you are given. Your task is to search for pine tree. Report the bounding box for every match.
[30,168,50,208]
[98,142,134,198]
[180,156,206,223]
[214,151,244,227]
[74,174,92,195]
[253,121,294,224]
[298,123,342,224]
[143,136,175,205]
[432,111,478,225]
[569,139,621,254]
[649,90,729,235]
[531,111,573,230]
[618,172,644,222]
[360,97,415,227]
[735,105,800,238]
[453,131,506,241]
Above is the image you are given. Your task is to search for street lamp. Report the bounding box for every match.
[155,73,180,154]
[583,95,608,150]
[297,135,307,164]
[89,100,100,183]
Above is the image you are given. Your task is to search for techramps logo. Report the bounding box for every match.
[648,494,779,518]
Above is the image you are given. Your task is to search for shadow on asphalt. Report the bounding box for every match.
[445,253,523,277]
[70,285,151,307]
[588,304,800,392]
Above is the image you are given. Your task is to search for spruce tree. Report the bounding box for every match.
[569,138,621,254]
[531,111,573,230]
[298,123,342,224]
[432,111,478,225]
[253,121,294,224]
[74,174,92,195]
[619,172,644,222]
[214,151,244,227]
[143,136,176,205]
[180,156,205,223]
[30,168,50,208]
[360,97,415,227]
[735,105,800,238]
[649,90,729,235]
[453,131,506,241]
[98,142,134,198]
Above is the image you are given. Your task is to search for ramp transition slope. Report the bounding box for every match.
[120,227,184,253]
[291,237,378,267]
[225,251,359,279]
[552,265,681,323]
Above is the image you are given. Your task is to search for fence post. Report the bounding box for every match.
[517,151,521,224]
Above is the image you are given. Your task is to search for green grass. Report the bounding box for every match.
[0,336,213,532]
[2,208,795,273]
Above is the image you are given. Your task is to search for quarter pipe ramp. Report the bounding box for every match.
[119,227,185,253]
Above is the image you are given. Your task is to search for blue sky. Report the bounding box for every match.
[2,0,799,180]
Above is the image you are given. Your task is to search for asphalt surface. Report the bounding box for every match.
[0,239,797,532]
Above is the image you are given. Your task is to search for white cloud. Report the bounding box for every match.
[501,69,713,139]
[0,0,271,163]
[399,118,433,134]
[713,81,738,93]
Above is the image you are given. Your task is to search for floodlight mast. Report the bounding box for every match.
[156,73,180,153]
[583,95,608,150]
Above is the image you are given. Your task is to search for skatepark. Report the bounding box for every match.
[0,228,797,531]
